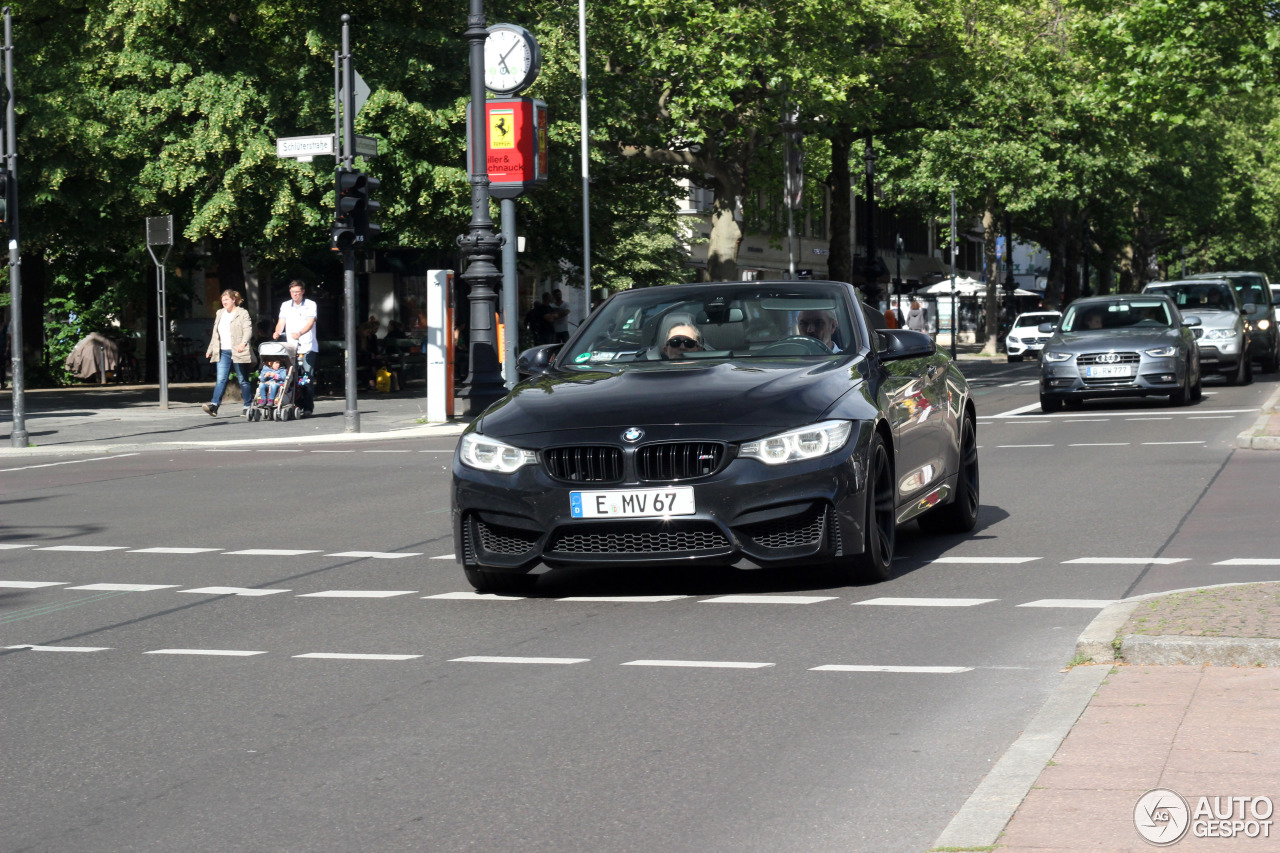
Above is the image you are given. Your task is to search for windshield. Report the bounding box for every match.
[1013,312,1059,329]
[564,283,858,365]
[1146,283,1234,311]
[1233,283,1268,308]
[1061,300,1174,332]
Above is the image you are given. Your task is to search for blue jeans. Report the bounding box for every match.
[298,350,316,412]
[211,350,252,408]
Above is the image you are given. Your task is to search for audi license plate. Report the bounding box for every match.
[570,487,695,519]
[1085,364,1134,378]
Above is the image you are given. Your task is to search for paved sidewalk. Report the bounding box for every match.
[0,383,466,454]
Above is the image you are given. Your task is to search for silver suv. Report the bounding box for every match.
[1143,279,1254,385]
[1188,272,1279,373]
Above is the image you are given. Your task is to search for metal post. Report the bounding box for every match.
[894,233,903,313]
[340,14,359,432]
[950,189,957,361]
[862,135,880,306]
[784,103,795,280]
[457,0,507,414]
[500,198,517,389]
[145,216,173,409]
[4,8,25,447]
[578,0,591,320]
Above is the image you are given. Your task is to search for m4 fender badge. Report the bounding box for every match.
[622,427,644,443]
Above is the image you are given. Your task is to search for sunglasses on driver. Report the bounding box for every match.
[665,335,701,350]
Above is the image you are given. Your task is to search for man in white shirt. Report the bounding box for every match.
[274,279,318,416]
[550,288,571,343]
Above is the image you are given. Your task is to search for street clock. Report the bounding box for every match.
[484,24,540,95]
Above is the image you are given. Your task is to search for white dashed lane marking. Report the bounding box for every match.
[7,644,110,652]
[1214,559,1280,566]
[1019,599,1118,608]
[325,551,422,559]
[295,652,423,661]
[856,597,997,607]
[811,664,973,674]
[423,591,524,600]
[559,595,691,603]
[451,656,589,665]
[224,549,320,556]
[0,581,66,588]
[296,590,418,598]
[35,546,129,552]
[179,587,291,596]
[145,649,267,657]
[66,583,179,592]
[700,594,837,604]
[929,556,1040,564]
[1062,557,1189,565]
[128,547,221,554]
[622,659,773,669]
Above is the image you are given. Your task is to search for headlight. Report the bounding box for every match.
[740,420,853,465]
[459,432,537,473]
[1202,328,1238,341]
[1144,346,1177,358]
[1042,351,1073,363]
[1259,319,1272,330]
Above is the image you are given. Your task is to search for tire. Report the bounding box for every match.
[1265,348,1280,374]
[1063,397,1084,411]
[918,412,980,535]
[1228,356,1249,386]
[1243,356,1253,384]
[836,432,895,583]
[1007,354,1023,363]
[464,567,539,595]
[1040,393,1063,414]
[1169,369,1189,406]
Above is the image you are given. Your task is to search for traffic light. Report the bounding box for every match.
[331,168,379,252]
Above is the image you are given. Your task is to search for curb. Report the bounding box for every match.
[1075,581,1280,666]
[1235,384,1280,450]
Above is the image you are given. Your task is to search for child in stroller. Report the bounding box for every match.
[246,341,303,421]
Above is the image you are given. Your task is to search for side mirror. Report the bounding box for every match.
[515,343,563,377]
[1181,316,1202,327]
[878,329,936,361]
[1037,322,1055,334]
[1242,303,1257,315]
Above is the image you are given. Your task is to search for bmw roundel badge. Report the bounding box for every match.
[622,427,644,443]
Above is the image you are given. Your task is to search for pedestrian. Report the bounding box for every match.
[524,293,554,346]
[273,279,318,417]
[883,301,900,329]
[551,288,571,343]
[203,288,254,417]
[906,299,928,332]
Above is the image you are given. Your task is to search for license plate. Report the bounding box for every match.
[1085,364,1134,378]
[570,487,695,519]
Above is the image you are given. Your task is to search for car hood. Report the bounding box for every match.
[1177,309,1239,330]
[1048,327,1185,352]
[476,358,863,439]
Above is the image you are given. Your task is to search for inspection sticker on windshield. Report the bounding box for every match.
[571,487,695,519]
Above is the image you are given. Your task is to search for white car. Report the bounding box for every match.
[1006,311,1062,361]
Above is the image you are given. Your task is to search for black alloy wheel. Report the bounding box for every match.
[1170,368,1189,406]
[919,413,980,535]
[843,432,895,583]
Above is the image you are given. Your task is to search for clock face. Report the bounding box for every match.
[484,25,539,95]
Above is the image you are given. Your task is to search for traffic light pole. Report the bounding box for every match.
[4,8,26,448]
[339,14,359,433]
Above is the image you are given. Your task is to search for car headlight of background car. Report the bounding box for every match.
[739,420,853,465]
[1042,351,1073,363]
[1144,346,1178,358]
[1258,319,1271,331]
[459,433,538,473]
[1200,328,1240,352]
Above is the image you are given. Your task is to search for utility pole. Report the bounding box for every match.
[457,0,506,414]
[3,8,25,448]
[950,189,958,361]
[145,216,173,409]
[338,14,359,433]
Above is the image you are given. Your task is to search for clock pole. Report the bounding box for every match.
[457,0,507,415]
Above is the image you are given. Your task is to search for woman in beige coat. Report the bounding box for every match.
[203,289,255,417]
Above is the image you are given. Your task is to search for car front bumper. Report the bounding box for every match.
[1040,357,1185,399]
[452,427,874,575]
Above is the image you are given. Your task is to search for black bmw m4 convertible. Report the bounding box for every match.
[452,279,979,594]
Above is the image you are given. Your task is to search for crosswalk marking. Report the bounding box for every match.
[810,664,973,674]
[451,656,589,665]
[0,581,66,588]
[224,549,319,556]
[145,649,267,657]
[297,590,418,598]
[1018,599,1117,608]
[6,644,110,652]
[35,545,129,552]
[65,583,179,592]
[559,595,691,603]
[1061,557,1189,565]
[930,556,1039,564]
[179,587,291,596]
[700,594,837,605]
[423,591,525,600]
[856,597,996,607]
[295,652,423,661]
[622,659,773,669]
[128,547,221,554]
[325,551,422,559]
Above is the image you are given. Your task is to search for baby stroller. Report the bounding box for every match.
[246,341,303,421]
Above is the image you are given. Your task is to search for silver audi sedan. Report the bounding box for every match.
[1038,294,1202,412]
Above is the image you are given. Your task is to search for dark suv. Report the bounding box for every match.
[1189,272,1279,373]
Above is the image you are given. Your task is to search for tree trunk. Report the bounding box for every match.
[826,126,853,283]
[1045,215,1067,309]
[706,161,743,282]
[980,197,1000,356]
[1062,215,1081,306]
